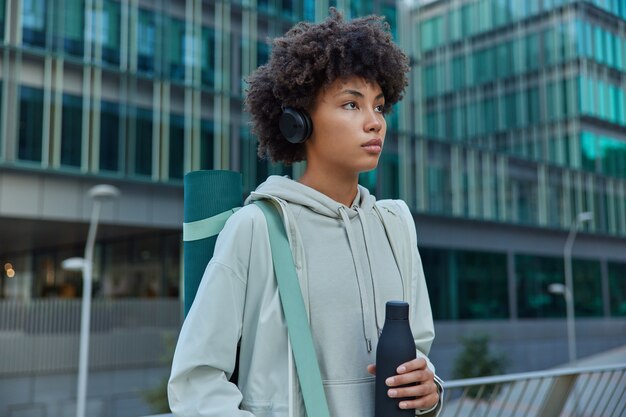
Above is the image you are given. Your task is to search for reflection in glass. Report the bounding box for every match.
[100,101,120,172]
[22,0,46,48]
[169,114,184,180]
[61,94,83,167]
[18,86,44,162]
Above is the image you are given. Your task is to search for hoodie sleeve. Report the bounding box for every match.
[392,200,445,417]
[168,209,257,417]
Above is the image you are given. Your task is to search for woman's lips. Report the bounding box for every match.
[362,138,383,154]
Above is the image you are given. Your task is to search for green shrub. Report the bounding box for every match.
[452,334,507,399]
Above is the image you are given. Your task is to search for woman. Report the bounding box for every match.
[168,9,443,417]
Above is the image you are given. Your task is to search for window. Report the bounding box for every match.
[18,86,44,163]
[473,48,493,85]
[22,0,46,48]
[508,169,538,224]
[421,248,453,320]
[134,108,153,176]
[168,18,185,82]
[423,65,437,98]
[303,1,314,21]
[492,0,509,28]
[282,0,295,18]
[456,250,508,319]
[526,33,540,72]
[257,39,270,66]
[616,34,624,71]
[516,255,565,318]
[527,87,540,125]
[575,20,587,58]
[421,15,443,51]
[599,135,626,178]
[0,0,5,42]
[594,25,605,64]
[512,38,525,74]
[0,84,2,157]
[572,259,603,317]
[420,19,434,51]
[63,0,84,57]
[102,0,120,65]
[461,3,474,37]
[451,56,465,90]
[580,132,597,172]
[483,98,497,135]
[99,100,120,172]
[87,0,121,65]
[137,9,155,74]
[609,262,626,316]
[60,94,83,168]
[451,105,466,140]
[425,111,440,138]
[422,248,508,320]
[200,119,214,170]
[449,8,461,42]
[202,27,215,87]
[169,114,185,180]
[496,42,512,79]
[426,144,452,213]
[503,92,517,129]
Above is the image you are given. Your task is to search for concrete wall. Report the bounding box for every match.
[0,170,184,229]
[0,366,170,417]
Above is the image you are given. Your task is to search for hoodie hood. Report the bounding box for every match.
[246,175,376,218]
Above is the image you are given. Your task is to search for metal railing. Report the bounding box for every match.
[441,364,626,417]
[139,364,626,417]
[0,298,181,374]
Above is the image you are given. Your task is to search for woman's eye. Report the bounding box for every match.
[343,102,358,110]
[375,105,385,113]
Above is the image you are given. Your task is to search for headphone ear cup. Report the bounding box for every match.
[279,107,313,144]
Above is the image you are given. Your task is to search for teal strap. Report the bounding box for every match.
[183,208,240,242]
[254,200,331,417]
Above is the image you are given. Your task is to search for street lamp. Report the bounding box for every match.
[556,211,593,364]
[62,184,120,417]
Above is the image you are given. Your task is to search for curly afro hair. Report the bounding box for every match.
[244,8,410,165]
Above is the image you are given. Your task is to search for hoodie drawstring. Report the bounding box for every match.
[339,206,374,352]
[357,207,385,337]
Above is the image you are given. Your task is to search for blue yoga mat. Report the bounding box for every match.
[183,170,243,316]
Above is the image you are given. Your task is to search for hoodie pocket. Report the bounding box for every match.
[323,377,375,416]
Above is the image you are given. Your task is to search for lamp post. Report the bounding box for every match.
[62,184,120,417]
[553,211,593,364]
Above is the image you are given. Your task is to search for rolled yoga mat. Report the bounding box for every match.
[183,170,243,316]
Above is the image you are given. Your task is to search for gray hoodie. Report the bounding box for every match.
[169,175,441,417]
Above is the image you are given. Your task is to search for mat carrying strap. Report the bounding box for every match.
[254,199,331,417]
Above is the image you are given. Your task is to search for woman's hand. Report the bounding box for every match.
[367,358,439,411]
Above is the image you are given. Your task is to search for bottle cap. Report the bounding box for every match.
[385,301,409,320]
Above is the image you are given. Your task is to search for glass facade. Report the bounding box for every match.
[0,0,625,317]
[1,0,400,194]
[403,0,626,237]
[404,0,626,321]
[0,0,401,300]
[421,248,508,320]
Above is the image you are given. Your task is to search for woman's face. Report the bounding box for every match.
[304,76,386,177]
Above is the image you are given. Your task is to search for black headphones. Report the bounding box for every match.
[279,107,313,144]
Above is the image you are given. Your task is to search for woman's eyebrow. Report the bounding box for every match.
[335,89,385,100]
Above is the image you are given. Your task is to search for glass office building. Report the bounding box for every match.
[0,0,398,301]
[0,0,624,324]
[1,3,626,415]
[397,0,626,323]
